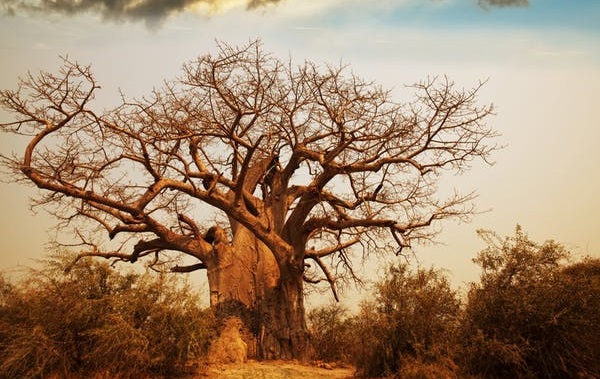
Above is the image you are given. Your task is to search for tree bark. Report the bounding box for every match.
[257,262,311,360]
[204,225,310,360]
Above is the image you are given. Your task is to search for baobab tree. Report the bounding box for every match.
[0,40,497,360]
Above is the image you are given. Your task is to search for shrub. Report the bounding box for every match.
[308,303,356,364]
[460,226,600,379]
[0,252,216,379]
[353,264,461,378]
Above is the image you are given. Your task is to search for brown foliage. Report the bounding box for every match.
[0,252,216,379]
[308,228,600,379]
[308,264,461,378]
[308,303,356,364]
[459,226,600,379]
[353,264,461,378]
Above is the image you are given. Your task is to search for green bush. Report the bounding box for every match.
[460,226,600,379]
[0,252,216,379]
[353,264,461,378]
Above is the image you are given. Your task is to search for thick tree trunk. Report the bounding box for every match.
[257,262,312,360]
[204,226,310,361]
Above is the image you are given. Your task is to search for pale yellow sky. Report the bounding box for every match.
[1,1,599,305]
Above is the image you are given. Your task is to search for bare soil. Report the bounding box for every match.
[199,360,355,379]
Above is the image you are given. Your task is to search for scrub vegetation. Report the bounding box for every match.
[308,226,599,379]
[1,226,597,378]
[0,253,216,379]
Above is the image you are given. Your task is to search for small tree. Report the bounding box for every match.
[354,264,461,378]
[460,226,600,379]
[0,39,497,359]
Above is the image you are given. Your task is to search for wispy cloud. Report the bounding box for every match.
[0,0,283,27]
[478,0,529,9]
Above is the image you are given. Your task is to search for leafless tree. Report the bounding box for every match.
[0,40,497,359]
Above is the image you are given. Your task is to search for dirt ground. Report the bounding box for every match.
[199,360,356,379]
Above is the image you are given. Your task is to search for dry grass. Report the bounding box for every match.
[201,361,355,379]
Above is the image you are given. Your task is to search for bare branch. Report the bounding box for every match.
[1,40,497,296]
[307,255,339,302]
[171,262,207,273]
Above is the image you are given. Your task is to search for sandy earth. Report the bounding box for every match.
[200,361,355,379]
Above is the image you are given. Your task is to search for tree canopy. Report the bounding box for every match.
[0,40,497,298]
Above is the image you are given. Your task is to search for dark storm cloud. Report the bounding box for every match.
[0,0,283,26]
[0,0,529,27]
[478,0,529,8]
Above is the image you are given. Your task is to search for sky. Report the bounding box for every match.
[1,0,599,306]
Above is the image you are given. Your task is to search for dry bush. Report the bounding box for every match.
[308,303,356,364]
[396,357,460,379]
[83,314,152,376]
[460,226,600,379]
[353,264,461,378]
[0,251,216,379]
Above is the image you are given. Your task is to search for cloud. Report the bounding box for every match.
[0,0,284,27]
[478,0,529,8]
[246,0,283,9]
[0,0,531,28]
